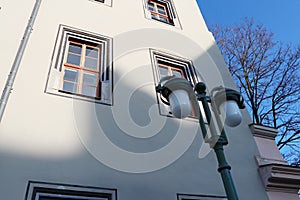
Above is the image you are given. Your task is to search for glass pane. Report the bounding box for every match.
[172,69,183,77]
[82,85,97,97]
[62,82,77,93]
[86,47,99,58]
[151,13,158,19]
[148,2,155,11]
[157,5,166,15]
[67,54,81,66]
[68,43,82,55]
[63,69,78,82]
[83,73,97,86]
[84,57,98,70]
[159,17,168,23]
[159,66,169,78]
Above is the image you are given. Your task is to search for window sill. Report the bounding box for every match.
[46,88,112,105]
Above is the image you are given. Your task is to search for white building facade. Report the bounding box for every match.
[0,0,271,199]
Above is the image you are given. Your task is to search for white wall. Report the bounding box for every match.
[0,1,268,199]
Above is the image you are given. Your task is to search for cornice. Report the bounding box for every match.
[258,161,300,193]
[249,124,278,140]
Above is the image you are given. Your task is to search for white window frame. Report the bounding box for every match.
[89,0,112,7]
[46,25,113,105]
[143,0,182,29]
[25,181,117,200]
[150,49,199,118]
[178,194,227,200]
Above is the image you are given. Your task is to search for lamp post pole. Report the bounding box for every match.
[156,77,244,200]
[195,82,239,200]
[213,142,239,200]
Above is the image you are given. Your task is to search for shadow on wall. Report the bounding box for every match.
[0,28,263,199]
[72,28,236,174]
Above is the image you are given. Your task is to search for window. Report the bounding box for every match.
[62,38,101,98]
[157,60,186,79]
[143,0,181,28]
[46,25,113,105]
[178,194,227,200]
[25,181,117,200]
[147,0,172,24]
[151,49,199,118]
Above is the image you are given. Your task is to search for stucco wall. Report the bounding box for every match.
[0,0,36,95]
[0,1,268,199]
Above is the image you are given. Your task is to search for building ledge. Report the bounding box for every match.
[249,124,277,139]
[257,158,300,193]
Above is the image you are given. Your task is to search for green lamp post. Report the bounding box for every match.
[156,76,245,200]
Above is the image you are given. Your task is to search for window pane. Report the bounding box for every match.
[159,66,169,78]
[83,73,98,86]
[84,57,98,70]
[159,17,168,23]
[151,13,158,19]
[157,5,166,15]
[86,47,99,59]
[63,69,78,82]
[62,82,77,93]
[68,43,82,55]
[148,2,155,11]
[172,69,183,77]
[67,54,81,66]
[82,86,97,97]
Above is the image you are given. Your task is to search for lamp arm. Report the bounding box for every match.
[195,83,220,146]
[210,90,229,145]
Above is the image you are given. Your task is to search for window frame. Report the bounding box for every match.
[25,181,117,200]
[89,0,112,7]
[177,194,227,200]
[61,38,102,98]
[150,49,199,118]
[45,25,113,105]
[156,60,190,80]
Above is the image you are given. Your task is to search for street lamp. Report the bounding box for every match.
[156,76,245,200]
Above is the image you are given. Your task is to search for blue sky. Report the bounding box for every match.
[196,0,300,45]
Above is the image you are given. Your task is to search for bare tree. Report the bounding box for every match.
[210,18,300,165]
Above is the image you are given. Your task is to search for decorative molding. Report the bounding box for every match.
[256,156,287,166]
[258,162,300,193]
[25,181,117,200]
[249,124,278,139]
[45,24,113,105]
[88,0,112,7]
[177,193,227,200]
